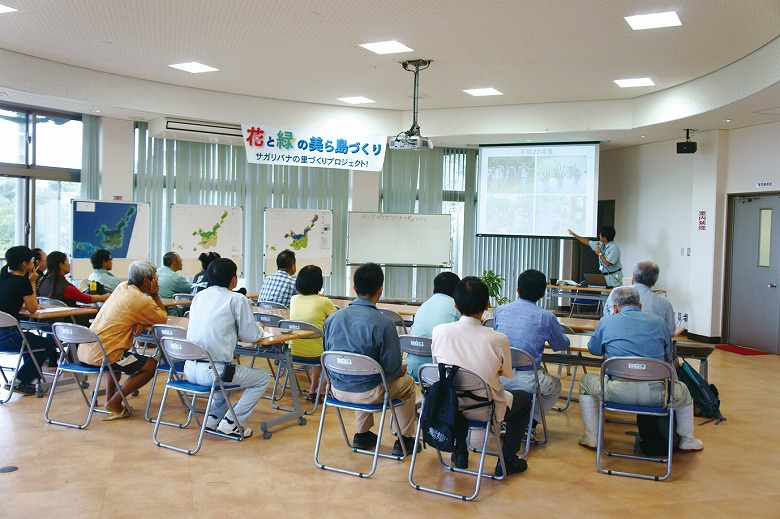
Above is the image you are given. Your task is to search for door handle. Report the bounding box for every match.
[770,283,778,288]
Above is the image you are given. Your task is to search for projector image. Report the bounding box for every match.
[388,134,434,150]
[677,141,697,154]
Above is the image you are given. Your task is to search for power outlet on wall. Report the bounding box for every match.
[683,313,688,323]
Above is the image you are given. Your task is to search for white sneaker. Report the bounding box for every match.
[678,437,703,452]
[205,414,220,431]
[216,417,252,438]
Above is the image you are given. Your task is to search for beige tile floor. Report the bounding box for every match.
[1,349,778,518]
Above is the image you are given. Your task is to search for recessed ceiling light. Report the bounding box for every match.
[723,119,733,123]
[169,62,219,73]
[625,11,681,30]
[0,92,7,97]
[463,88,503,97]
[614,77,655,88]
[91,109,101,113]
[359,40,413,55]
[0,3,18,14]
[640,135,647,138]
[338,96,375,104]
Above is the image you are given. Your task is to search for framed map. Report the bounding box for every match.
[264,208,332,275]
[170,204,243,276]
[71,200,151,280]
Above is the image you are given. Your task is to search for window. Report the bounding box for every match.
[443,151,468,277]
[0,103,82,257]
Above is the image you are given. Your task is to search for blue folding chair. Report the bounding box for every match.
[408,363,506,501]
[596,356,676,481]
[152,337,244,455]
[0,311,49,402]
[314,351,409,478]
[44,322,131,429]
[143,324,188,424]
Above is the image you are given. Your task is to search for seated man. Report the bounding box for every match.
[88,249,121,292]
[578,287,703,452]
[494,269,570,427]
[157,252,194,316]
[185,258,271,438]
[323,262,417,456]
[604,260,676,336]
[258,249,296,308]
[406,271,460,379]
[432,276,533,476]
[78,260,168,419]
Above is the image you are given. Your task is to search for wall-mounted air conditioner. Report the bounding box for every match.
[148,118,243,145]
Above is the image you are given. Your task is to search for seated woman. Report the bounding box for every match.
[192,251,220,294]
[38,251,110,323]
[0,245,58,395]
[288,265,337,401]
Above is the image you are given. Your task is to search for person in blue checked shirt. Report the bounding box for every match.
[494,269,570,427]
[258,249,296,308]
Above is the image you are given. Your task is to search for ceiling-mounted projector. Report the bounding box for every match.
[389,59,433,151]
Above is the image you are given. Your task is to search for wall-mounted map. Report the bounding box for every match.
[71,200,150,279]
[171,204,243,276]
[264,208,332,275]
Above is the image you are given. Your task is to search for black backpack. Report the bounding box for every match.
[420,364,460,452]
[420,364,491,452]
[636,414,679,456]
[677,359,726,425]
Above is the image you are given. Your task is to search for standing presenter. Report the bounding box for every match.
[568,226,623,287]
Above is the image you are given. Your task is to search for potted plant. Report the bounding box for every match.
[480,269,510,307]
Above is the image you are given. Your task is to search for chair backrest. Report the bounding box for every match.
[378,308,407,333]
[0,310,21,330]
[601,356,675,383]
[38,297,68,307]
[161,337,209,363]
[254,311,282,327]
[151,324,187,345]
[51,322,99,345]
[418,364,490,396]
[509,347,538,371]
[257,300,288,309]
[398,335,432,357]
[172,293,194,302]
[560,324,576,335]
[321,351,385,380]
[277,319,322,338]
[482,318,495,329]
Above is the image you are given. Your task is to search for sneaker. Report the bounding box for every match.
[216,417,252,438]
[352,431,378,450]
[495,456,528,476]
[678,437,704,452]
[392,435,420,457]
[451,451,469,469]
[205,414,221,431]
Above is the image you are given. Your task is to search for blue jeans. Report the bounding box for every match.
[0,328,56,385]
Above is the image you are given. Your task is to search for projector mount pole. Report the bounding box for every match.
[685,129,694,141]
[401,59,431,138]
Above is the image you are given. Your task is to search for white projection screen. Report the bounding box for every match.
[476,143,600,237]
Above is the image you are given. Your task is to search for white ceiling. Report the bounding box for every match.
[2,0,780,150]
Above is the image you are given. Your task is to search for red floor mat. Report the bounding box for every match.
[715,344,771,355]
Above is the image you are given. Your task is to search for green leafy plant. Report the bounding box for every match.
[480,269,510,307]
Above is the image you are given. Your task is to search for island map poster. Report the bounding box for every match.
[170,204,243,276]
[264,208,332,275]
[71,200,150,279]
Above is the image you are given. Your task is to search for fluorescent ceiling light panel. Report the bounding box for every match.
[338,96,375,104]
[0,3,18,13]
[169,62,219,73]
[359,40,413,54]
[625,11,681,30]
[463,88,503,97]
[614,77,655,88]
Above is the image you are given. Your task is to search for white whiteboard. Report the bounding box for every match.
[264,208,333,275]
[347,212,451,267]
[170,204,243,276]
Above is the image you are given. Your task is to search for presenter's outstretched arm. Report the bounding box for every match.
[568,229,589,246]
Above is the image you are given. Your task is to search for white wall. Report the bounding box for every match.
[600,122,780,339]
[98,118,134,200]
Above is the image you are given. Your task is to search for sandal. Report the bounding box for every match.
[101,407,130,421]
